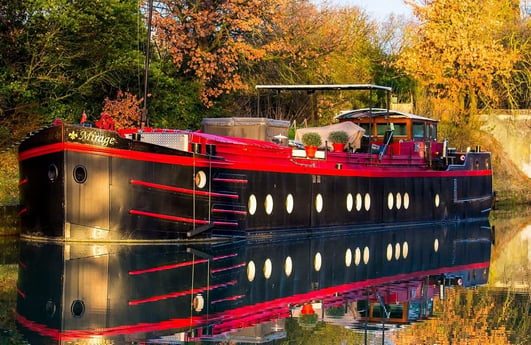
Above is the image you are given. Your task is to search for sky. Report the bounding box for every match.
[327,0,413,21]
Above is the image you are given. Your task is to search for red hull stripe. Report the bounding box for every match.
[19,141,492,178]
[213,253,239,260]
[212,178,248,184]
[211,263,247,274]
[128,280,238,306]
[210,294,246,304]
[129,209,209,224]
[129,253,238,276]
[212,208,247,215]
[130,179,239,199]
[129,259,209,275]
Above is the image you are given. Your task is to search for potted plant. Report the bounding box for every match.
[301,132,322,158]
[328,130,349,152]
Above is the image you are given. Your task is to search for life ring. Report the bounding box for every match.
[459,155,465,162]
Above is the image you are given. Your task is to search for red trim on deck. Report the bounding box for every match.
[19,141,492,179]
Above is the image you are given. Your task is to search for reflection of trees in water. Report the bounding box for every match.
[391,287,530,345]
[283,317,368,344]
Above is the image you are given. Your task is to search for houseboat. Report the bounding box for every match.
[17,84,493,241]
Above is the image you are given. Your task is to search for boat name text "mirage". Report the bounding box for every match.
[68,129,118,147]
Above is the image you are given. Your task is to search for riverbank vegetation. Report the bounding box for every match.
[1,0,530,206]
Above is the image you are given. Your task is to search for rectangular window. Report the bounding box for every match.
[378,123,407,136]
[413,122,425,138]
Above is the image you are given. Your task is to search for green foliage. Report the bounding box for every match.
[0,0,144,138]
[301,132,322,147]
[147,62,224,130]
[328,130,349,144]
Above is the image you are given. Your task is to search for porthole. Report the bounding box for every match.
[363,246,370,264]
[315,193,323,213]
[248,194,257,215]
[404,192,410,210]
[284,256,293,277]
[387,192,394,210]
[356,193,363,211]
[364,193,371,211]
[265,194,274,215]
[73,165,87,184]
[314,252,322,272]
[345,248,352,267]
[434,239,439,252]
[263,258,272,279]
[286,194,294,214]
[247,260,256,282]
[346,193,353,212]
[386,244,393,262]
[48,164,59,182]
[396,193,402,210]
[354,247,361,266]
[193,294,204,312]
[195,170,207,189]
[402,241,409,259]
[71,300,85,318]
[435,194,440,208]
[394,243,401,260]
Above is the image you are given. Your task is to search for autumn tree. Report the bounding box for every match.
[152,0,280,107]
[101,90,143,130]
[396,0,520,132]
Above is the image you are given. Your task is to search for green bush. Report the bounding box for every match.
[301,132,322,147]
[328,130,349,144]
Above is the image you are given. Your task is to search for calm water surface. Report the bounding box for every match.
[0,206,529,345]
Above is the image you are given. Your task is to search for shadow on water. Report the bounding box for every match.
[1,206,530,344]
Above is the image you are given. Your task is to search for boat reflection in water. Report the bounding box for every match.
[16,221,492,344]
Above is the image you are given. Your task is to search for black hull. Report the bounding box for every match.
[18,125,493,241]
[15,221,492,343]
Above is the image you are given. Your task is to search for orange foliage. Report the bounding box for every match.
[398,0,520,116]
[152,0,277,106]
[101,90,143,130]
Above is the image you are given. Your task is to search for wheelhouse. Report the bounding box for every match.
[335,108,438,142]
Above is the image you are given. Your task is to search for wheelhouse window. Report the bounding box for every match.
[413,122,425,139]
[377,123,407,137]
[428,123,437,140]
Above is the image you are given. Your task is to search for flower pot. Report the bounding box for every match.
[305,146,317,158]
[332,142,345,152]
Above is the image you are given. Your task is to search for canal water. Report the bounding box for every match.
[0,206,529,345]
